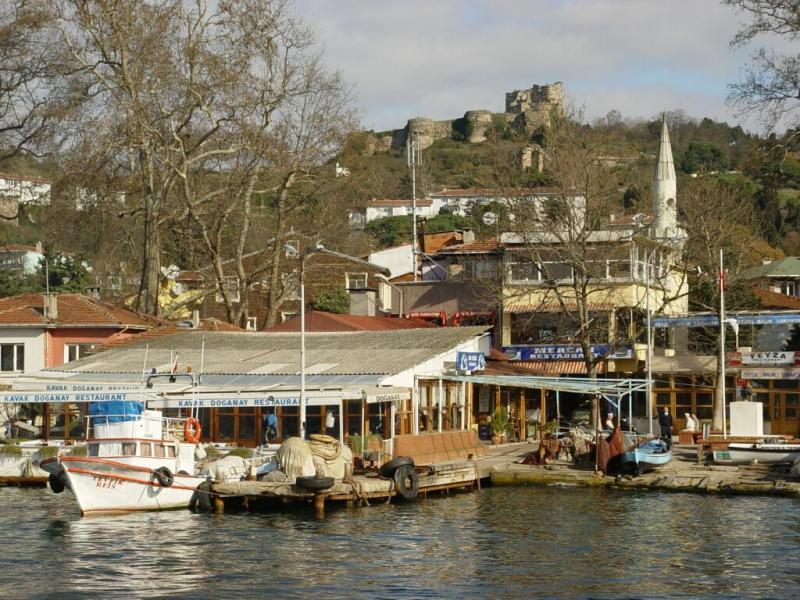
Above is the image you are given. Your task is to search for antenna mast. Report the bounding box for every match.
[407,132,421,281]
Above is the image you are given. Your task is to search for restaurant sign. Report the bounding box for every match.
[739,368,800,380]
[502,344,633,361]
[456,352,486,371]
[739,351,796,366]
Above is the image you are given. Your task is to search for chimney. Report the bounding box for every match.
[460,228,475,244]
[43,293,57,320]
[35,241,42,253]
[192,309,200,329]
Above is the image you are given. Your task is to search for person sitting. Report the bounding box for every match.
[604,412,615,430]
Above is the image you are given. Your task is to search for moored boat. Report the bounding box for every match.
[720,442,800,465]
[618,438,672,474]
[40,401,206,515]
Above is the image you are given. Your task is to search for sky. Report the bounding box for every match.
[293,0,785,133]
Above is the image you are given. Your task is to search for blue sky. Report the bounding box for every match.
[293,0,785,133]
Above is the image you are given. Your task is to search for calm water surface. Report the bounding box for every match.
[0,485,797,599]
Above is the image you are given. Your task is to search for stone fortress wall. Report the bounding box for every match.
[371,82,564,152]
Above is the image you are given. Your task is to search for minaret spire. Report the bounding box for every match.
[652,114,677,238]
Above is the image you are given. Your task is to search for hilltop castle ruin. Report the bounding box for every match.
[367,82,564,153]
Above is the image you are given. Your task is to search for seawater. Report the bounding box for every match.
[0,486,798,599]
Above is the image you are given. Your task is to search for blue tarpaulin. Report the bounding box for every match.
[89,401,145,423]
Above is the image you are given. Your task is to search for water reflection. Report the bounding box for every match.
[0,486,797,598]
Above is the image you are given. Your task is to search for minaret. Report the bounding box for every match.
[652,115,677,239]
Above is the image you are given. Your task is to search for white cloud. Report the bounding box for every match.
[293,0,782,132]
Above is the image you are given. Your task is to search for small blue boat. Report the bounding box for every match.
[619,438,672,475]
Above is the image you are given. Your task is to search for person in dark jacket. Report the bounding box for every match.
[658,407,673,447]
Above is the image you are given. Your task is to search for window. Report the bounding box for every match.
[215,276,240,303]
[781,281,796,296]
[0,343,24,372]
[65,343,97,363]
[508,261,540,282]
[284,240,300,258]
[246,316,257,331]
[346,272,368,289]
[280,311,299,322]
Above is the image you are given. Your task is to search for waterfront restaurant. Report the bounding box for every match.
[6,327,491,452]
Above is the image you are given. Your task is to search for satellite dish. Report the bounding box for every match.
[482,211,497,225]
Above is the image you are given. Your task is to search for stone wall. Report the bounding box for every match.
[364,81,565,153]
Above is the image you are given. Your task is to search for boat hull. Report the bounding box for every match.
[44,456,205,515]
[724,444,800,465]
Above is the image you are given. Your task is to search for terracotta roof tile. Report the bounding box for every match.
[430,187,563,197]
[753,287,800,310]
[436,238,501,254]
[0,293,156,328]
[368,198,434,207]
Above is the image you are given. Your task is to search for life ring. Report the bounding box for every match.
[184,417,202,443]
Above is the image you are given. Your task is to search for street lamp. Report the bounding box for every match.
[299,242,324,440]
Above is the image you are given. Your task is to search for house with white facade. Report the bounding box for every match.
[350,198,437,227]
[428,187,586,218]
[0,174,51,206]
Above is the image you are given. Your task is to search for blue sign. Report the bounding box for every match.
[502,344,633,361]
[652,313,800,328]
[456,352,486,371]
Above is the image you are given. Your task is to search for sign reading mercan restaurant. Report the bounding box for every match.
[456,352,486,371]
[502,344,633,361]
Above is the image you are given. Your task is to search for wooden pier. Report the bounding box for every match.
[210,460,482,517]
[0,476,47,488]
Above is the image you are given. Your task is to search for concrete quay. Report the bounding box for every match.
[486,444,800,498]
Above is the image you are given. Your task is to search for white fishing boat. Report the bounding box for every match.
[40,401,206,515]
[718,442,800,465]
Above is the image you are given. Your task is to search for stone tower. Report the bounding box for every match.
[652,115,678,239]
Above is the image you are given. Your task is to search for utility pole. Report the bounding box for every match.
[407,132,420,281]
[718,248,727,438]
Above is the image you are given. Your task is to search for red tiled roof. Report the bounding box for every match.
[263,311,437,332]
[368,198,434,207]
[0,244,40,253]
[608,213,654,226]
[753,287,800,310]
[0,293,156,328]
[0,172,51,184]
[430,187,563,197]
[436,238,501,254]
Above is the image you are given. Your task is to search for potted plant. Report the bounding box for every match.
[489,407,510,445]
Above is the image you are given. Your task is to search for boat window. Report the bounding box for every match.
[122,442,136,456]
[88,443,100,457]
[140,443,152,457]
[154,444,165,458]
[166,445,176,458]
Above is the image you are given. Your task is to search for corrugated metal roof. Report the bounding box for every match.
[47,327,490,377]
[264,311,436,332]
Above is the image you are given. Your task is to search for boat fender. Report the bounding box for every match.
[153,466,174,488]
[184,417,202,444]
[380,456,414,478]
[49,472,67,494]
[393,465,419,501]
[295,475,335,491]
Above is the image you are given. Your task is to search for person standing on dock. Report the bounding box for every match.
[658,407,673,448]
[325,409,336,438]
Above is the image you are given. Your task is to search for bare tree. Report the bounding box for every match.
[680,176,778,428]
[725,0,800,129]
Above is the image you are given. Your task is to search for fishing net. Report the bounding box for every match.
[277,437,315,480]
